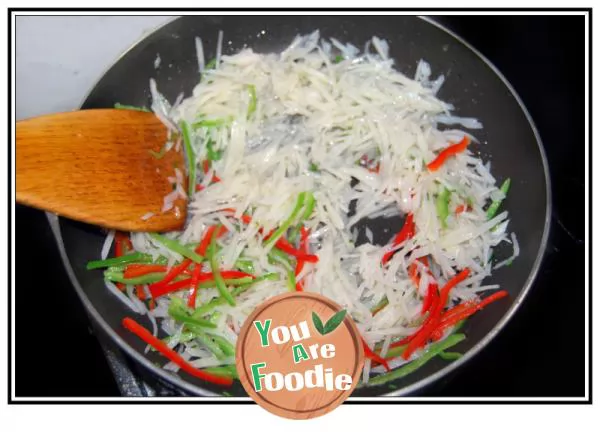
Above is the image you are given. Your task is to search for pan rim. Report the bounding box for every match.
[50,14,552,398]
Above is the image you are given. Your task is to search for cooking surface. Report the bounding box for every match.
[14,15,585,397]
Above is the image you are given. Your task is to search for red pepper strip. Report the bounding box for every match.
[195,184,205,192]
[187,264,202,308]
[122,317,233,386]
[455,204,466,215]
[124,264,170,279]
[368,163,380,174]
[222,209,315,263]
[408,262,420,287]
[431,290,509,340]
[202,160,222,183]
[362,338,391,372]
[276,237,319,263]
[426,136,470,172]
[421,283,437,316]
[150,271,255,298]
[402,269,471,360]
[197,225,227,257]
[382,213,415,265]
[294,227,311,291]
[149,259,192,290]
[135,285,146,300]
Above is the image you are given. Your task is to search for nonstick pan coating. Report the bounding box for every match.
[53,15,550,396]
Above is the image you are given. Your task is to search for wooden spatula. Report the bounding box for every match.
[16,109,187,232]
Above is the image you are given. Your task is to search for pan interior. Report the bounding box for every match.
[57,15,549,396]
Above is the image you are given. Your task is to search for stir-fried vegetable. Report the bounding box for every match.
[367,334,466,386]
[487,178,511,219]
[180,120,196,197]
[122,317,232,386]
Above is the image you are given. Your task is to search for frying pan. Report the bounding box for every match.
[48,15,551,396]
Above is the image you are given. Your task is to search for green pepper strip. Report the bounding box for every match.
[206,139,223,161]
[486,178,511,219]
[439,351,463,361]
[185,324,227,359]
[159,331,196,349]
[209,227,236,306]
[180,120,196,197]
[384,320,465,360]
[192,273,279,317]
[370,296,389,315]
[149,233,204,263]
[168,298,217,329]
[86,252,153,270]
[436,187,451,228]
[384,343,408,360]
[334,54,344,63]
[368,334,466,386]
[288,226,301,244]
[203,365,238,379]
[192,117,232,130]
[301,192,316,221]
[210,334,236,357]
[235,259,255,274]
[264,192,307,249]
[204,58,217,71]
[195,277,254,290]
[104,272,165,285]
[114,102,150,112]
[247,84,257,118]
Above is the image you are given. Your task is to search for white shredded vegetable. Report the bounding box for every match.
[101,32,516,387]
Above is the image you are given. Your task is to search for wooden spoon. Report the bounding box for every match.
[16,109,187,232]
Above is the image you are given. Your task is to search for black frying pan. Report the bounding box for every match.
[50,15,550,396]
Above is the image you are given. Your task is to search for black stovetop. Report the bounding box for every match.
[14,15,586,397]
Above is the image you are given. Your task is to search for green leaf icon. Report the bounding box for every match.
[323,309,347,335]
[312,312,325,335]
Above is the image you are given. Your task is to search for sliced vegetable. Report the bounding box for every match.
[209,226,236,306]
[300,192,316,221]
[86,252,153,270]
[104,271,165,285]
[486,178,511,219]
[192,273,279,316]
[367,334,466,386]
[180,120,196,197]
[263,192,307,249]
[184,323,227,359]
[362,338,390,371]
[192,117,232,130]
[149,233,204,263]
[247,84,257,118]
[168,297,217,328]
[436,187,451,228]
[382,213,415,264]
[206,138,223,161]
[235,259,255,274]
[431,290,509,339]
[124,264,170,279]
[204,58,216,71]
[426,136,470,171]
[401,269,470,360]
[122,317,232,386]
[439,351,462,361]
[114,102,150,112]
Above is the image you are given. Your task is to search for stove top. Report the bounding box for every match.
[14,15,586,398]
